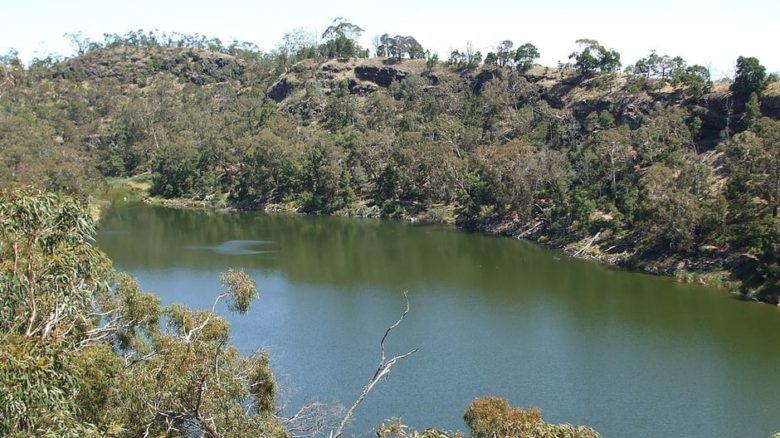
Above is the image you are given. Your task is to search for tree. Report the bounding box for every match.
[731,56,767,104]
[425,51,438,71]
[319,18,366,59]
[632,107,693,166]
[597,46,621,73]
[582,126,635,195]
[635,163,701,252]
[0,190,288,437]
[466,42,482,69]
[727,118,780,219]
[514,43,540,71]
[745,92,762,132]
[448,50,467,67]
[64,32,95,56]
[723,119,780,301]
[321,17,364,42]
[376,34,426,61]
[569,40,600,75]
[672,64,712,98]
[376,397,601,438]
[496,40,514,67]
[569,39,621,75]
[276,28,318,71]
[447,44,480,70]
[464,397,600,438]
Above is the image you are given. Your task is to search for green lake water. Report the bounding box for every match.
[96,204,780,437]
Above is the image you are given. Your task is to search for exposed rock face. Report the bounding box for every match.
[267,77,298,102]
[354,65,407,87]
[321,62,351,73]
[762,95,780,119]
[347,79,379,96]
[570,98,613,121]
[55,47,244,85]
[264,58,760,154]
[421,70,440,85]
[471,68,502,94]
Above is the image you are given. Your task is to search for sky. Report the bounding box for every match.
[1,0,778,78]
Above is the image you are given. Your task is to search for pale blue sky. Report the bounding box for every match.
[2,0,778,78]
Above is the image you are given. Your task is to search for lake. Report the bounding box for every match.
[96,204,780,437]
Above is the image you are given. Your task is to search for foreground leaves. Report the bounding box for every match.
[0,189,287,437]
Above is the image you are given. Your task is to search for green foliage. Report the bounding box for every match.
[723,118,780,301]
[496,40,515,67]
[376,397,602,438]
[220,269,258,313]
[464,397,601,438]
[672,65,711,98]
[635,164,701,252]
[0,190,287,436]
[235,124,305,207]
[569,39,621,75]
[377,417,464,438]
[731,56,768,103]
[632,107,692,166]
[425,52,439,71]
[629,51,692,86]
[319,18,367,59]
[515,43,540,71]
[2,30,780,304]
[0,190,111,342]
[248,351,277,412]
[447,46,482,70]
[377,34,426,60]
[745,92,762,131]
[323,79,359,131]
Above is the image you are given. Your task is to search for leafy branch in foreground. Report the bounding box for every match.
[376,397,601,438]
[0,189,287,437]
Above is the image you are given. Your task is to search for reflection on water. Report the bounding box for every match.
[97,204,780,438]
[187,240,277,255]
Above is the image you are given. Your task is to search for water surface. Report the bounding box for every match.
[97,204,780,437]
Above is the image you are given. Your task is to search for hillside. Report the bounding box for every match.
[266,57,741,146]
[1,41,779,304]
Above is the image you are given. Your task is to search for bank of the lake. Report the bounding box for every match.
[102,176,744,306]
[96,203,780,438]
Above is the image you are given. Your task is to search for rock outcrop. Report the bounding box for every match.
[354,65,407,87]
[268,77,299,102]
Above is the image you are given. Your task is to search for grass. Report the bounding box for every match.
[106,174,153,191]
[102,174,153,204]
[764,81,780,98]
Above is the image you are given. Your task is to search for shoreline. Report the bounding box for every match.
[99,176,772,306]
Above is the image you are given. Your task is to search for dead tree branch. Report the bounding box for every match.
[330,291,418,438]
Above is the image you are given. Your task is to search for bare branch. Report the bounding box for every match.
[279,402,341,438]
[331,292,418,438]
[379,291,411,363]
[184,292,229,342]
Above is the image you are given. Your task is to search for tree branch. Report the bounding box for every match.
[331,292,418,438]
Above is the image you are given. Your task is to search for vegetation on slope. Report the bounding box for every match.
[1,25,778,304]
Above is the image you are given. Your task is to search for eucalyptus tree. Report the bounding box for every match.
[319,18,367,59]
[514,43,540,71]
[569,39,621,75]
[496,40,514,67]
[0,190,287,437]
[376,34,426,61]
[731,56,768,105]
